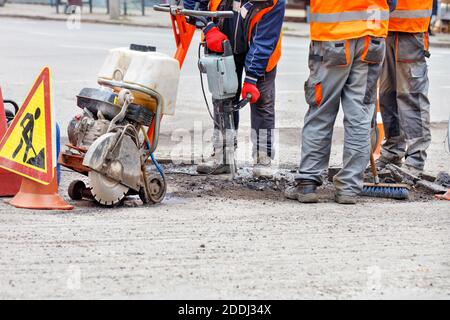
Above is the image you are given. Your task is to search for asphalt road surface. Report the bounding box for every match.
[0,18,449,299]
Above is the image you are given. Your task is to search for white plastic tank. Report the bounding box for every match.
[97,47,180,115]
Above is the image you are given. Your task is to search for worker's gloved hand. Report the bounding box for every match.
[242,82,260,104]
[204,27,228,53]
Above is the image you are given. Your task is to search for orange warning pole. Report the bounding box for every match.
[171,11,196,68]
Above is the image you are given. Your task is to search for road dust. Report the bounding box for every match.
[0,167,449,299]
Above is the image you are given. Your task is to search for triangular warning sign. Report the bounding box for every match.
[0,67,54,185]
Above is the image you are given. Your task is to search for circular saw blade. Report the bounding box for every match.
[88,171,129,206]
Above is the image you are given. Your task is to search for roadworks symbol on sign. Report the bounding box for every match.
[0,67,55,185]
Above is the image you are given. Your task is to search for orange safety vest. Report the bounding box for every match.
[310,0,390,41]
[389,0,432,33]
[209,0,282,72]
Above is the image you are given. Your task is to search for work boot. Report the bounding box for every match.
[253,152,274,179]
[335,194,357,205]
[196,148,230,175]
[284,183,319,203]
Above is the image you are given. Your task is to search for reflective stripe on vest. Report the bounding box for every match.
[389,0,432,33]
[310,10,389,24]
[310,1,389,41]
[390,9,432,19]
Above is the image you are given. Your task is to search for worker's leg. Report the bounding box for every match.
[395,32,432,171]
[250,67,276,159]
[249,67,276,178]
[380,32,406,165]
[297,40,353,186]
[196,98,233,174]
[334,36,385,197]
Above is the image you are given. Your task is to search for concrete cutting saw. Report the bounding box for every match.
[59,45,178,206]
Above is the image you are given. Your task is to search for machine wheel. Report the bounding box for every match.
[68,180,87,200]
[139,176,166,204]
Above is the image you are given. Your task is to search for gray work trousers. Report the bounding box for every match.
[297,36,386,196]
[379,32,431,171]
[212,53,276,160]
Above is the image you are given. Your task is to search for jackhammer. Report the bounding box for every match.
[155,3,251,179]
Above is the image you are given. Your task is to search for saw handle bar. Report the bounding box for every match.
[153,4,234,19]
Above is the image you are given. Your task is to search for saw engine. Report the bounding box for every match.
[60,44,180,206]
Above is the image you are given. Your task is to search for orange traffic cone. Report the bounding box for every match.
[0,169,21,196]
[9,167,73,210]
